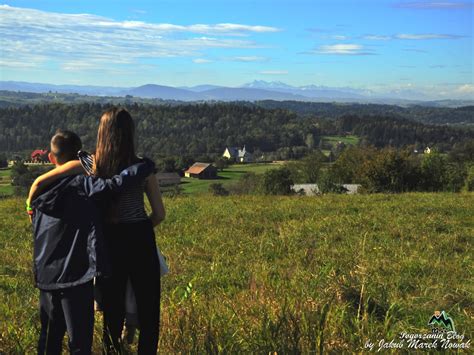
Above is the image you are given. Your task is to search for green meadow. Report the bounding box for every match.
[321,135,360,146]
[1,193,472,353]
[0,169,13,197]
[180,163,281,194]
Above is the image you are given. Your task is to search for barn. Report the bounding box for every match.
[184,163,218,179]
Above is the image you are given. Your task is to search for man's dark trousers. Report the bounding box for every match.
[38,281,94,355]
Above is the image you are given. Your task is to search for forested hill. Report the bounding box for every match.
[255,101,474,125]
[1,90,473,126]
[0,102,472,158]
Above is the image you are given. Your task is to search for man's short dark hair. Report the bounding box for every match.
[50,130,82,163]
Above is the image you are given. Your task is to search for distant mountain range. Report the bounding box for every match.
[1,80,472,107]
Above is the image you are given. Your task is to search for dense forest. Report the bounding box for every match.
[1,91,473,125]
[255,100,474,125]
[0,102,473,160]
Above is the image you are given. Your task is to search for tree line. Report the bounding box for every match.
[0,102,472,163]
[227,141,474,195]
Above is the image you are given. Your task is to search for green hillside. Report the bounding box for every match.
[181,163,281,194]
[1,193,473,352]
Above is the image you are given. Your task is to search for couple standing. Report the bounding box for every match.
[28,108,165,354]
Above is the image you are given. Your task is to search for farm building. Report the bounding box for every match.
[223,146,253,163]
[156,172,181,186]
[31,149,49,163]
[184,163,218,179]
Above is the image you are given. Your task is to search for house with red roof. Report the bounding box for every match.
[31,149,49,163]
[184,162,217,179]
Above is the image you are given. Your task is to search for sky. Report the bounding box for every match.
[0,0,473,98]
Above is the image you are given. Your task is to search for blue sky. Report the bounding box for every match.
[0,0,472,98]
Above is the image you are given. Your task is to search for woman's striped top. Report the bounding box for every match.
[78,151,148,223]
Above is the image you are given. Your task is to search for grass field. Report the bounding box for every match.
[180,163,280,194]
[1,193,472,353]
[321,135,360,146]
[0,169,13,197]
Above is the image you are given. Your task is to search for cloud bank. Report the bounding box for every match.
[0,5,280,69]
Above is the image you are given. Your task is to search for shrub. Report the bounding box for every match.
[464,164,474,191]
[261,167,293,195]
[229,173,262,195]
[209,183,229,196]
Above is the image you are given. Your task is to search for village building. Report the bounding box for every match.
[184,162,218,179]
[156,172,181,186]
[223,146,253,163]
[31,149,49,163]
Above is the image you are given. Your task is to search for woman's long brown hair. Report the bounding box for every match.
[94,107,137,178]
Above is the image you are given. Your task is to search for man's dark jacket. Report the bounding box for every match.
[31,159,154,290]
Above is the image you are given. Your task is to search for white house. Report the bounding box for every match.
[223,146,253,163]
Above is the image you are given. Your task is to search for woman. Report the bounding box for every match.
[29,108,165,354]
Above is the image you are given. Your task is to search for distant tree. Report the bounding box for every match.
[229,172,262,195]
[449,140,474,163]
[330,146,377,184]
[286,150,326,183]
[419,152,447,191]
[157,157,177,173]
[261,167,293,195]
[318,170,348,194]
[305,133,315,149]
[214,157,229,172]
[0,153,8,168]
[464,164,474,191]
[11,163,51,196]
[175,156,195,173]
[363,149,419,193]
[209,183,229,196]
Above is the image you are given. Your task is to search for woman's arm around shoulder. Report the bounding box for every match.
[144,173,166,227]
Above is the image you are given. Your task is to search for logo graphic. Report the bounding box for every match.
[428,310,455,333]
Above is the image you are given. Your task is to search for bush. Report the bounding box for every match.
[363,149,419,193]
[318,171,348,194]
[209,183,229,196]
[286,150,326,184]
[464,164,474,191]
[0,153,7,168]
[229,173,262,195]
[11,163,52,196]
[261,167,293,195]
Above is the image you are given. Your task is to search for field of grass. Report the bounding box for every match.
[0,168,13,197]
[322,135,360,146]
[1,193,472,353]
[180,163,280,194]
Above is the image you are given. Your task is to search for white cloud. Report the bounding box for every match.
[394,2,473,9]
[363,35,392,41]
[332,35,349,40]
[193,58,213,64]
[395,33,463,39]
[259,70,288,75]
[0,5,279,69]
[456,84,474,93]
[229,56,268,62]
[317,44,375,55]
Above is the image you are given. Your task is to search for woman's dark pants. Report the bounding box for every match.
[100,220,161,354]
